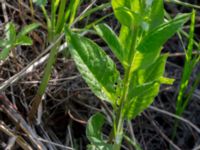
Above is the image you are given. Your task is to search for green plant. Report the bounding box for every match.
[0,22,39,61]
[176,10,197,116]
[172,10,200,138]
[65,0,190,149]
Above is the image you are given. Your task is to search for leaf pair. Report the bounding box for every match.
[0,23,39,61]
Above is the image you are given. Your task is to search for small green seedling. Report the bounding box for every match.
[66,0,190,149]
[173,10,200,139]
[176,10,199,116]
[0,22,39,61]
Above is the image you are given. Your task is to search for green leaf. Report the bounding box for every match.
[125,55,173,119]
[68,0,80,25]
[55,0,67,33]
[130,0,141,13]
[149,0,164,30]
[131,13,190,72]
[86,113,105,143]
[114,7,140,27]
[111,0,126,9]
[50,0,60,34]
[137,55,168,84]
[65,28,121,104]
[118,26,132,58]
[176,10,196,116]
[0,45,12,61]
[18,23,40,37]
[159,77,174,85]
[94,24,125,66]
[15,36,33,46]
[5,22,16,42]
[125,82,160,119]
[0,40,6,47]
[86,113,112,150]
[112,0,140,11]
[139,13,190,53]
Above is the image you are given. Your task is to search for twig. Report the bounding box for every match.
[0,121,33,150]
[0,36,66,92]
[168,51,200,57]
[37,137,74,150]
[144,112,181,150]
[68,110,87,124]
[0,95,46,149]
[165,0,200,10]
[149,106,200,134]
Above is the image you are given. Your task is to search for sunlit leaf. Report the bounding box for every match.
[149,0,164,30]
[5,23,16,42]
[0,45,12,61]
[114,7,135,27]
[131,13,190,72]
[65,28,121,104]
[15,36,33,46]
[125,55,174,119]
[94,24,125,66]
[18,23,40,37]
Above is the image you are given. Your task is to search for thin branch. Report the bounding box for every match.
[149,106,200,134]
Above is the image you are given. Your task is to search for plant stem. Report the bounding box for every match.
[113,26,139,149]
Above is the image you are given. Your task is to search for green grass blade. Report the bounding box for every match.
[55,0,67,33]
[69,0,80,25]
[85,13,113,29]
[38,43,59,96]
[79,3,110,21]
[176,10,196,115]
[41,5,52,41]
[51,0,60,34]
